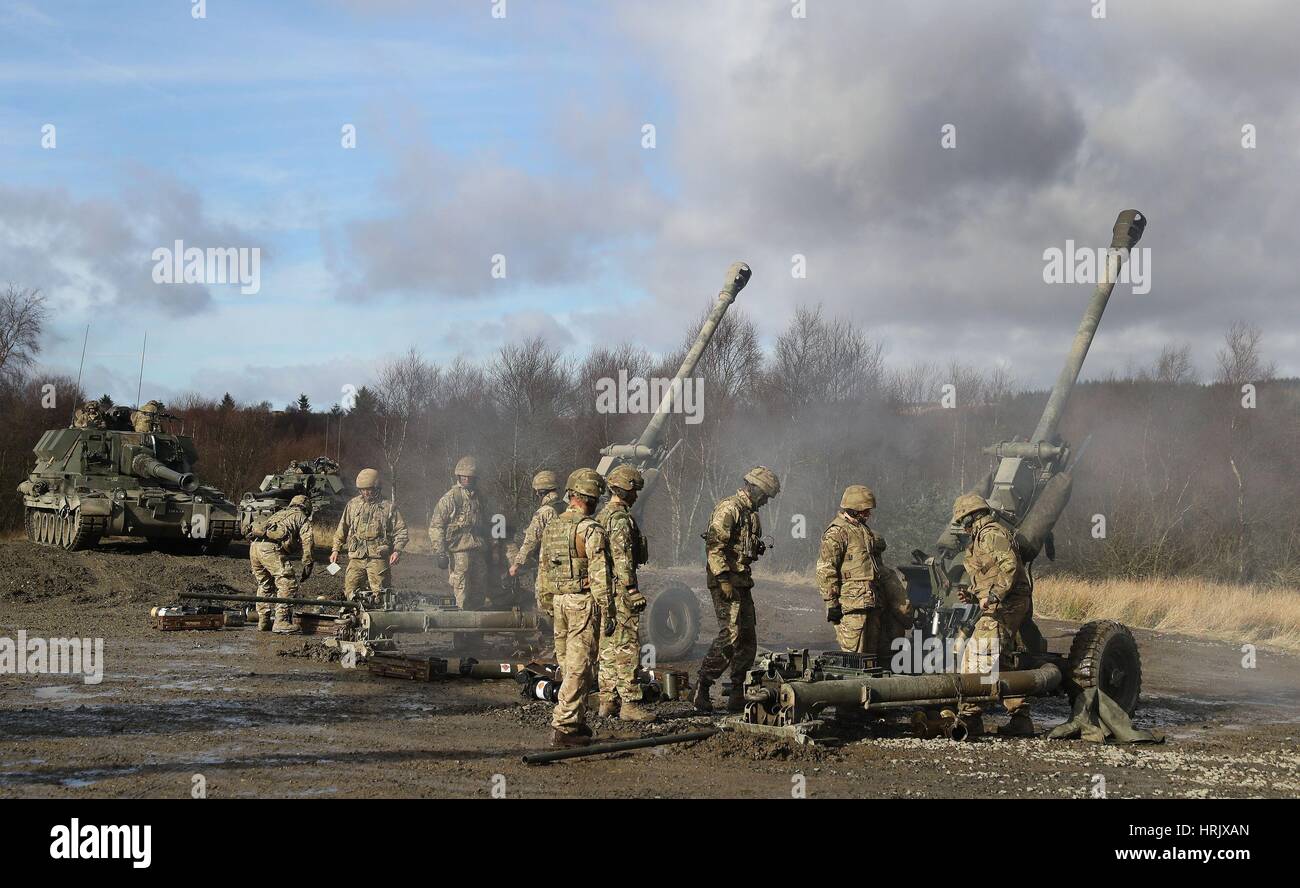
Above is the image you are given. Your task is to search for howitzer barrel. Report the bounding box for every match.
[132,453,198,493]
[629,261,750,456]
[1031,210,1145,444]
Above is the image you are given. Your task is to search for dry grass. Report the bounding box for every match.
[1035,576,1300,651]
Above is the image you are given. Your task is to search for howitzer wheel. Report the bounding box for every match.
[644,580,701,662]
[1066,620,1141,714]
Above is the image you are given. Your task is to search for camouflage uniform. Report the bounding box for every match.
[816,512,888,655]
[700,488,763,685]
[249,504,313,623]
[958,511,1033,719]
[596,498,649,707]
[429,485,488,609]
[512,489,564,616]
[131,400,165,433]
[331,495,409,598]
[542,506,612,736]
[73,401,106,430]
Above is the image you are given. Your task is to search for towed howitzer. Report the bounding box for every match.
[913,210,1148,633]
[595,261,751,507]
[589,261,752,661]
[736,212,1148,736]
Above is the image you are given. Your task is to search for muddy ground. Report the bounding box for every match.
[0,538,1297,798]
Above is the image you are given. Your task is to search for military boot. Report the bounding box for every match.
[257,612,273,631]
[619,701,656,723]
[550,729,592,749]
[691,676,713,713]
[271,617,300,635]
[598,698,620,718]
[1000,710,1036,737]
[725,681,746,714]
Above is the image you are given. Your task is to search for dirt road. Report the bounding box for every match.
[1,539,1296,798]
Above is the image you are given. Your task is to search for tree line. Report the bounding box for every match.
[2,284,1296,586]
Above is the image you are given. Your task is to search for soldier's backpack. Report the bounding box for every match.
[248,511,291,544]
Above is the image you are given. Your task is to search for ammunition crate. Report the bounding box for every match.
[294,612,337,635]
[153,613,226,631]
[368,655,449,682]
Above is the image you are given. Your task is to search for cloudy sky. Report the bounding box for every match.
[2,0,1296,408]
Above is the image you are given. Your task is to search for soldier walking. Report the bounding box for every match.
[693,465,780,713]
[330,468,409,599]
[595,465,654,722]
[429,456,489,609]
[950,493,1035,737]
[509,470,565,617]
[249,494,314,633]
[541,468,613,748]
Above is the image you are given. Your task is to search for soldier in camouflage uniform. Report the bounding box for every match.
[508,470,564,617]
[330,468,409,600]
[817,485,887,655]
[249,494,315,633]
[694,465,780,713]
[131,399,166,433]
[429,456,489,610]
[542,468,613,748]
[951,493,1035,737]
[595,464,654,722]
[73,400,107,429]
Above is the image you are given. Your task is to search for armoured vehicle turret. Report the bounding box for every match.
[238,456,347,538]
[17,404,240,553]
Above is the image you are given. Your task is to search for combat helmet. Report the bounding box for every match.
[606,464,644,493]
[743,465,781,498]
[355,468,381,490]
[531,470,559,492]
[454,456,478,478]
[952,493,990,525]
[840,484,876,511]
[566,468,606,499]
[289,494,310,510]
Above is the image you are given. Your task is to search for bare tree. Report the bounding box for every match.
[1215,321,1275,386]
[0,286,48,382]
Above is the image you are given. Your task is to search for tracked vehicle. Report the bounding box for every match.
[17,406,240,553]
[238,456,348,538]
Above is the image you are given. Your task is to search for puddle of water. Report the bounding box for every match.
[33,685,116,702]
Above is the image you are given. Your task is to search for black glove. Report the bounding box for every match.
[603,615,616,637]
[826,603,843,625]
[301,560,313,580]
[435,552,450,570]
[626,589,647,614]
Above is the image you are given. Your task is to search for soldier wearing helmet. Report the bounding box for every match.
[817,485,881,654]
[428,456,490,610]
[541,467,613,748]
[693,465,780,713]
[131,399,166,434]
[330,468,410,601]
[509,470,565,617]
[73,400,107,430]
[595,463,654,723]
[249,492,315,633]
[950,492,1035,737]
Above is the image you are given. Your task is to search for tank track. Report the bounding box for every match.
[24,507,106,551]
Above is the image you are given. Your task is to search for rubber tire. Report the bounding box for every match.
[644,580,701,662]
[1066,619,1142,714]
